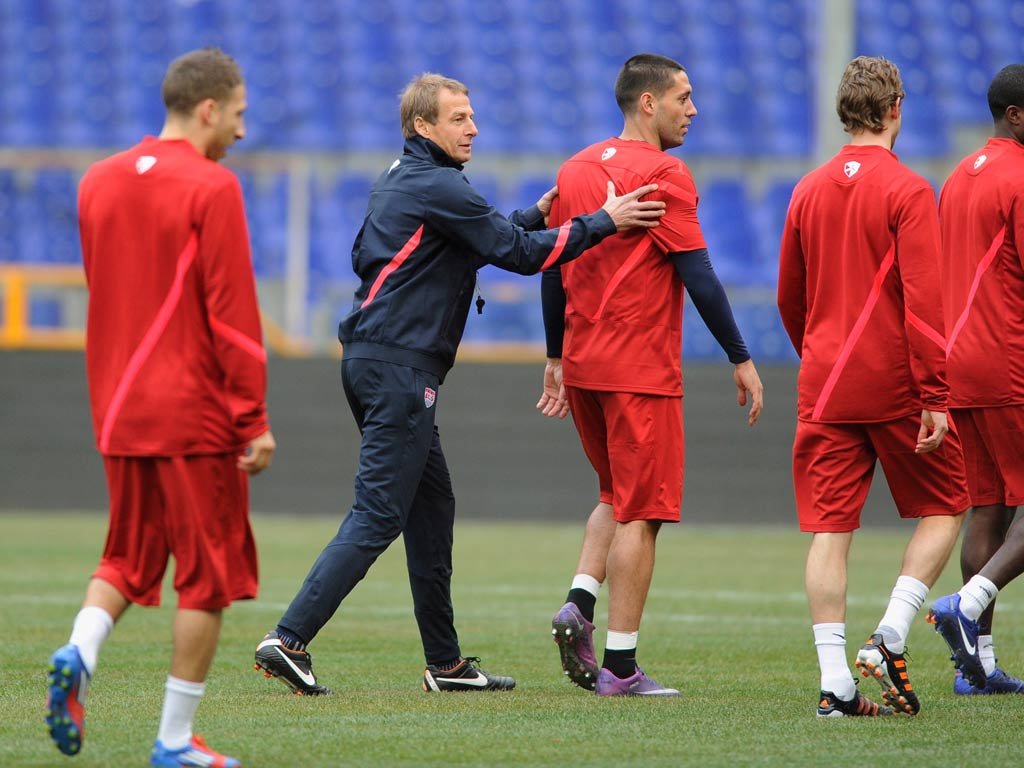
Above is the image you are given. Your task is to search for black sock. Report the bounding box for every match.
[602,648,636,679]
[566,588,596,623]
[275,627,307,652]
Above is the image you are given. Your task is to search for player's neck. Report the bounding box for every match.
[848,129,894,150]
[619,120,662,150]
[992,123,1024,145]
[158,118,212,158]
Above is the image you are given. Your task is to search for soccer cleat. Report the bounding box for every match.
[816,689,893,717]
[595,665,679,697]
[150,734,240,767]
[954,668,1024,695]
[45,643,89,756]
[422,656,515,692]
[551,602,598,690]
[854,633,919,715]
[927,593,986,688]
[253,631,331,696]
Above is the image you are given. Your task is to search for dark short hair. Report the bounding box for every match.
[614,53,686,114]
[836,56,905,134]
[162,48,243,116]
[988,64,1024,120]
[399,73,470,139]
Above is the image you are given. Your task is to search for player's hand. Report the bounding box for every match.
[238,429,276,474]
[734,359,763,426]
[536,358,570,419]
[601,182,665,231]
[916,409,948,453]
[536,185,558,227]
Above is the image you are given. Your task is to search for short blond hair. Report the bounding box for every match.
[836,56,905,134]
[400,73,469,139]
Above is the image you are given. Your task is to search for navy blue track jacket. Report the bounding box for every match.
[338,136,617,381]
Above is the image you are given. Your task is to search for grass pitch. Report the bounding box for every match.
[3,512,1022,767]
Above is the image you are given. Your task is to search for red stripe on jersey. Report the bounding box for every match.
[590,236,652,321]
[210,315,267,363]
[539,221,573,272]
[905,307,946,350]
[652,178,698,208]
[99,232,199,452]
[361,224,425,308]
[811,242,896,421]
[946,226,1007,356]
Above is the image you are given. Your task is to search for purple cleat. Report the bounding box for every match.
[596,665,679,697]
[551,602,598,690]
[954,668,1024,695]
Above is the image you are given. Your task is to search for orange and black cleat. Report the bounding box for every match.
[816,688,893,717]
[855,633,919,715]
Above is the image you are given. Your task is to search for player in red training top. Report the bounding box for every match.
[926,63,1024,696]
[539,53,764,697]
[45,49,275,768]
[777,56,968,718]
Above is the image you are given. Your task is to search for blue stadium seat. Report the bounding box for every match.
[29,295,63,328]
[236,170,288,278]
[751,177,799,286]
[700,178,758,285]
[0,170,16,262]
[310,172,375,285]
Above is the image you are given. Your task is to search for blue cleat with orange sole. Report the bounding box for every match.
[45,644,89,756]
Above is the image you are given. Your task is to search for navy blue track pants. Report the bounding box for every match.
[279,357,460,665]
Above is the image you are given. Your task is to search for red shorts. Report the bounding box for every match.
[793,413,969,532]
[951,406,1024,507]
[95,454,258,610]
[566,386,683,522]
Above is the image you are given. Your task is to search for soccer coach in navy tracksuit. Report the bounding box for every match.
[254,73,665,694]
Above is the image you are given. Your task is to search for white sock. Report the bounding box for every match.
[813,623,855,700]
[875,575,929,653]
[570,574,601,596]
[68,606,114,677]
[605,630,639,651]
[979,634,996,677]
[156,676,205,750]
[959,575,998,622]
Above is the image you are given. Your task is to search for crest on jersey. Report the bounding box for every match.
[135,156,157,174]
[601,147,617,161]
[974,154,987,170]
[424,387,436,408]
[843,161,861,178]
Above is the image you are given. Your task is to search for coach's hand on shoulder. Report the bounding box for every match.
[734,359,764,427]
[916,409,948,454]
[239,429,277,474]
[536,185,558,227]
[601,181,665,231]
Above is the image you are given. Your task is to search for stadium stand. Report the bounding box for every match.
[2,0,1023,357]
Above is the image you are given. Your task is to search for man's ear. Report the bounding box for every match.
[197,98,217,126]
[639,92,657,116]
[414,115,431,138]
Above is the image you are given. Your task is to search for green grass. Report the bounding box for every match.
[2,513,1022,767]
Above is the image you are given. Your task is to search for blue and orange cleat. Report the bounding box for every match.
[150,734,241,767]
[45,643,90,756]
